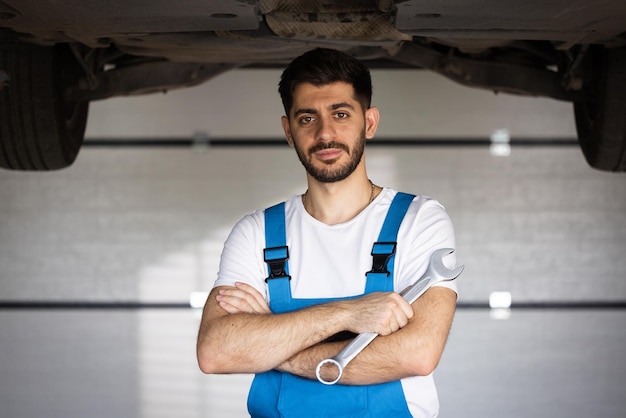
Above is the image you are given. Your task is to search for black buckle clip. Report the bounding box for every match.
[264,246,291,282]
[367,242,396,276]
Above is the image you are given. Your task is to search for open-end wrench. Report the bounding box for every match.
[315,248,464,385]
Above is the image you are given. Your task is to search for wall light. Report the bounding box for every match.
[489,291,512,308]
[489,129,511,157]
[189,291,209,309]
[489,291,512,320]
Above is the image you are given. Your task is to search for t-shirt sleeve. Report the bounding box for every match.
[396,197,459,297]
[212,210,268,299]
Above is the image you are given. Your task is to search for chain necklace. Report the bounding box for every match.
[302,179,376,209]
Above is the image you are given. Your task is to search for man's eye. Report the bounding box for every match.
[335,112,349,119]
[300,116,314,124]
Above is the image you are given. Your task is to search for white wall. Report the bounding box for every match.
[85,69,576,139]
[1,68,624,418]
[2,68,621,303]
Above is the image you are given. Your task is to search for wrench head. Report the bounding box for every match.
[427,248,464,280]
[316,358,343,385]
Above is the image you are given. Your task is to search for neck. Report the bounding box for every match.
[302,174,380,225]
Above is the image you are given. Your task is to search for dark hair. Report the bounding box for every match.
[278,48,372,116]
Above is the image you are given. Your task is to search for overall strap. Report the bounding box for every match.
[263,202,292,309]
[365,192,415,293]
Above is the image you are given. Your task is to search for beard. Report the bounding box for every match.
[293,130,366,183]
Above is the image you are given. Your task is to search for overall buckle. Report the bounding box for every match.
[367,242,396,276]
[264,246,291,282]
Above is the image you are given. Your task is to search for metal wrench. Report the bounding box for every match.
[315,248,464,385]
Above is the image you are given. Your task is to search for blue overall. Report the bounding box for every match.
[247,192,416,418]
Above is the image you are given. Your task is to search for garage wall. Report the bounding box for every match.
[0,69,625,418]
[85,69,576,139]
[0,69,622,304]
[1,145,624,303]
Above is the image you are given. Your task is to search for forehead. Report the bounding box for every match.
[290,81,359,111]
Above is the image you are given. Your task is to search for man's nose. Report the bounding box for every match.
[315,115,335,141]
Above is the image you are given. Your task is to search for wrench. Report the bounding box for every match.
[315,248,464,385]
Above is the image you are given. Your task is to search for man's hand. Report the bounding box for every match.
[277,287,457,385]
[216,283,413,336]
[216,282,271,314]
[340,292,414,336]
[216,283,412,336]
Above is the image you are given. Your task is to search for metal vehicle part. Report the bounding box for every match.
[1,1,625,171]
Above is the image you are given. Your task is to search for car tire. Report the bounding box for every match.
[0,44,89,170]
[574,46,626,172]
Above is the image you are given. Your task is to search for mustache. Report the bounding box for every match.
[308,141,350,155]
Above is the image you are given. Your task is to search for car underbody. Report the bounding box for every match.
[1,0,625,171]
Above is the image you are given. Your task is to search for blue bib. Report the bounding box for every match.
[248,193,415,418]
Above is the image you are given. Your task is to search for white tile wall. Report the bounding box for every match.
[0,67,624,418]
[1,145,623,303]
[1,309,624,418]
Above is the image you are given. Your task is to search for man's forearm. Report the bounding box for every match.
[197,295,350,374]
[197,285,418,376]
[277,287,457,385]
[277,329,420,385]
[277,340,347,380]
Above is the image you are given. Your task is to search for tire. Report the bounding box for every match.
[0,43,89,170]
[574,46,626,172]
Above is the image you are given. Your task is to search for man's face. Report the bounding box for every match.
[281,81,379,183]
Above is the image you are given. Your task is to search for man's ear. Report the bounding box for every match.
[281,115,294,147]
[364,107,380,139]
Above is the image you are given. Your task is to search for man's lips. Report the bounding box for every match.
[314,148,343,161]
[309,142,349,162]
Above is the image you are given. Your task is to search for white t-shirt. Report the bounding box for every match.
[214,188,458,417]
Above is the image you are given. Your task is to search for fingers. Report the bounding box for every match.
[390,297,413,332]
[216,282,271,314]
[347,292,414,336]
[235,282,270,311]
[218,299,246,315]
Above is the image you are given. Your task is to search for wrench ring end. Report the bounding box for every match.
[315,358,342,385]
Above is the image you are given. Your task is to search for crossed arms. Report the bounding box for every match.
[196,281,456,385]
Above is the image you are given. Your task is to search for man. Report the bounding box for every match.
[196,48,459,417]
